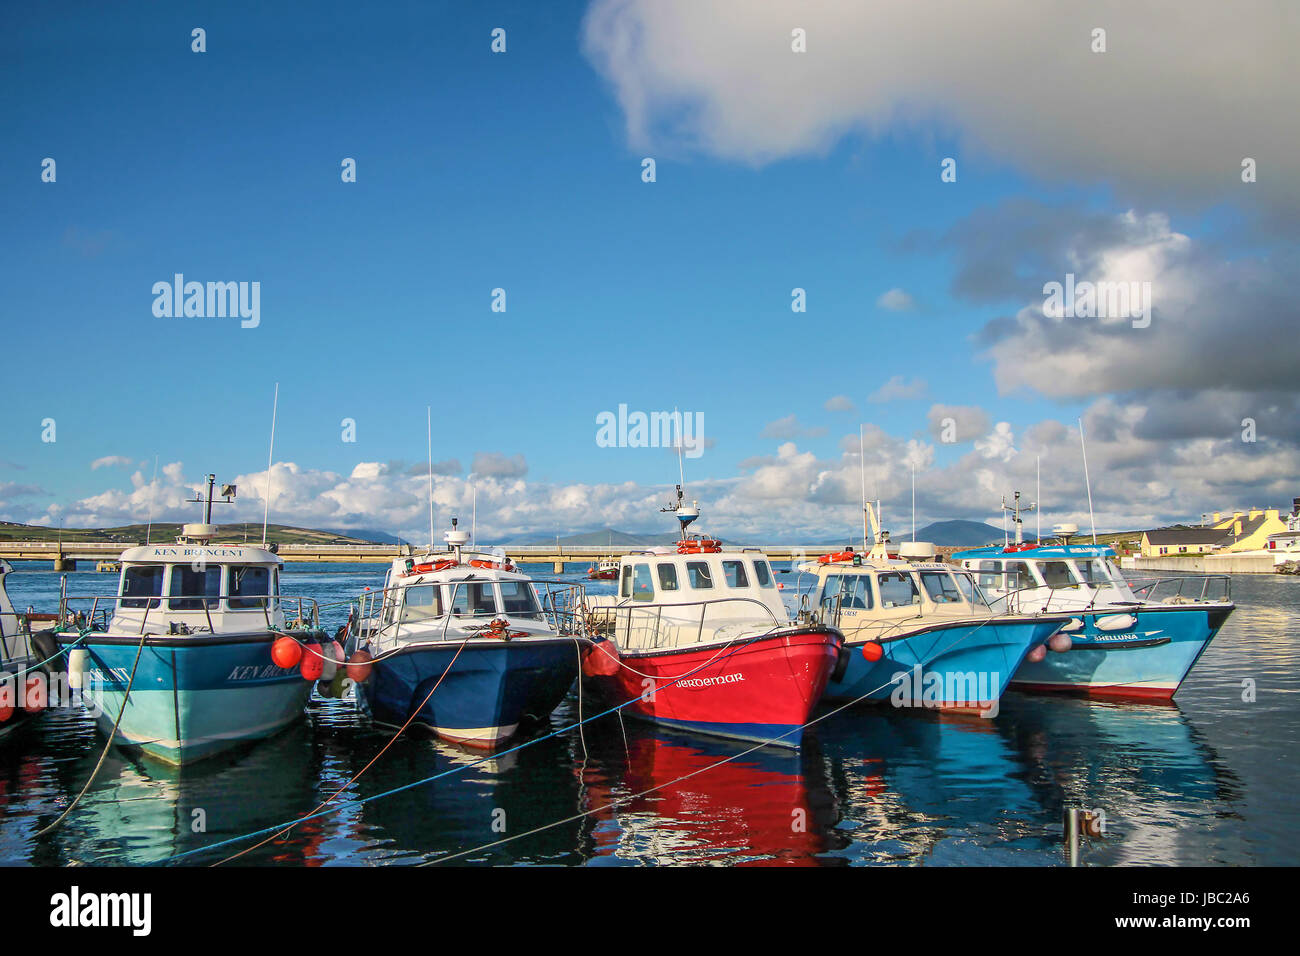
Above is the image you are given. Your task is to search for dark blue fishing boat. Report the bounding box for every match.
[345,521,590,749]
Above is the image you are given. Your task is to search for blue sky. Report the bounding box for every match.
[2,2,1296,541]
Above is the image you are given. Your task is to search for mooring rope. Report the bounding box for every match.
[34,631,148,838]
[213,636,472,866]
[157,630,771,865]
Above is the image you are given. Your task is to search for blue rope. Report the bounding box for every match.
[4,627,88,678]
[154,631,772,865]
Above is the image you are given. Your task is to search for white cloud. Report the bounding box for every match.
[975,422,1018,462]
[927,404,990,444]
[760,414,827,440]
[869,375,927,403]
[582,1,1298,213]
[90,455,133,470]
[824,395,856,413]
[876,288,916,312]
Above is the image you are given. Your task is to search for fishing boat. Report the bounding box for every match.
[344,519,592,749]
[580,487,843,748]
[49,475,328,765]
[794,503,1069,716]
[952,493,1235,700]
[0,560,60,743]
[586,557,619,581]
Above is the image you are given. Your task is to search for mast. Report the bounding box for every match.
[262,382,278,546]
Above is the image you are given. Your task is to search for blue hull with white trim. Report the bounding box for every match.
[361,637,585,749]
[70,632,316,765]
[1010,604,1233,700]
[825,618,1064,710]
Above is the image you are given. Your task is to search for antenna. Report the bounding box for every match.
[471,482,476,547]
[859,424,868,553]
[427,406,435,551]
[145,454,159,545]
[911,463,916,542]
[261,382,279,546]
[1036,455,1041,541]
[1078,418,1097,545]
[1000,491,1035,546]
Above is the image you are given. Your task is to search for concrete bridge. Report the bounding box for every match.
[0,539,912,573]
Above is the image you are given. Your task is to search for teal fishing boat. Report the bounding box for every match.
[50,475,328,765]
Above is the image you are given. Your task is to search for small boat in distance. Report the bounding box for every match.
[953,493,1235,700]
[580,487,843,748]
[795,502,1069,716]
[345,519,592,749]
[586,557,619,581]
[50,475,328,765]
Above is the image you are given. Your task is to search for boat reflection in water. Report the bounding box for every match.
[808,693,1230,865]
[575,720,847,865]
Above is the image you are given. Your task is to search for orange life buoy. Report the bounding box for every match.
[817,551,856,564]
[409,560,457,575]
[469,558,517,572]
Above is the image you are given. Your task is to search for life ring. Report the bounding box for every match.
[676,538,721,555]
[409,560,457,575]
[817,551,856,564]
[469,559,517,572]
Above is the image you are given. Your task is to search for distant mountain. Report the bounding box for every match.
[911,520,1037,547]
[319,527,404,544]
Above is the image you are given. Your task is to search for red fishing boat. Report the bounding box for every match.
[581,487,844,747]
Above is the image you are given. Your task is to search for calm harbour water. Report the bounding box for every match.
[1,561,1296,866]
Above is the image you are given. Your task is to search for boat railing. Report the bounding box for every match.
[1127,575,1232,605]
[344,579,592,645]
[584,596,785,652]
[56,593,320,635]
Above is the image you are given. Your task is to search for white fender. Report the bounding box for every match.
[68,648,89,690]
[1094,613,1136,632]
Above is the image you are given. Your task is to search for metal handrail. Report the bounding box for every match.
[587,595,785,652]
[56,592,320,631]
[351,578,591,645]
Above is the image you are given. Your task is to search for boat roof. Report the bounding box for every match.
[799,558,956,575]
[951,543,1116,561]
[390,550,528,581]
[119,543,282,565]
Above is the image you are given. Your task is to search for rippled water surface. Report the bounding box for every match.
[2,562,1296,866]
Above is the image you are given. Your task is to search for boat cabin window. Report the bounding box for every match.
[228,565,273,609]
[721,560,749,588]
[752,560,775,588]
[657,563,680,591]
[1040,561,1075,588]
[821,574,872,611]
[877,571,921,608]
[499,581,541,618]
[448,581,498,617]
[168,565,221,610]
[1005,561,1035,589]
[120,565,164,609]
[632,564,654,602]
[620,565,633,598]
[401,584,443,622]
[920,571,963,604]
[685,561,713,589]
[1072,559,1110,586]
[974,560,1002,591]
[952,572,987,606]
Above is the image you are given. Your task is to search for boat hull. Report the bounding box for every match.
[1010,604,1234,701]
[64,632,316,765]
[584,626,840,748]
[826,617,1062,712]
[360,636,586,749]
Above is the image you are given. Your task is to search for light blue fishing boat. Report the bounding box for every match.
[51,475,327,765]
[952,494,1234,701]
[795,504,1069,716]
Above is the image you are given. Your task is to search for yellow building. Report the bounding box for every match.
[1207,508,1287,552]
[1140,507,1289,557]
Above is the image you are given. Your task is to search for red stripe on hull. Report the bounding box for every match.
[587,629,839,733]
[1011,680,1178,702]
